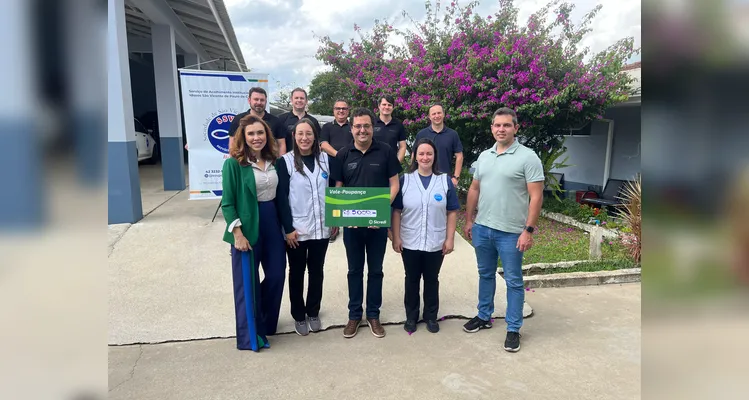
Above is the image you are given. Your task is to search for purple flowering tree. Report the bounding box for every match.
[315,0,638,174]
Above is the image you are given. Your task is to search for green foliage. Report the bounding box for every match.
[308,70,350,114]
[315,0,639,167]
[273,80,293,110]
[543,196,611,225]
[520,217,590,264]
[539,258,637,274]
[540,145,572,200]
[617,174,641,262]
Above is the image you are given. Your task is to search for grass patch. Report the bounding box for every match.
[538,259,638,274]
[520,217,589,264]
[455,200,635,271]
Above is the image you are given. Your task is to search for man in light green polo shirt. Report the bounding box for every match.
[462,107,544,353]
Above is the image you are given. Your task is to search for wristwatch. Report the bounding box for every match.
[524,226,535,234]
[452,175,460,180]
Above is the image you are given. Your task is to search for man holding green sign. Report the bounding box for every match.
[330,107,401,339]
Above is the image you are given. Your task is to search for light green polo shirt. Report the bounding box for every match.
[473,139,544,234]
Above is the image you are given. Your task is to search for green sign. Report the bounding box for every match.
[325,187,391,227]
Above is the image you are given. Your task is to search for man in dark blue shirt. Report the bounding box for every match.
[415,104,464,188]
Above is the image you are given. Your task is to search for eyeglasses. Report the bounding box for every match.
[334,107,349,111]
[352,124,372,131]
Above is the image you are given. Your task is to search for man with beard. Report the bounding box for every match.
[228,87,286,154]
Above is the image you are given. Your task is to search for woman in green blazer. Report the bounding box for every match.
[222,114,285,351]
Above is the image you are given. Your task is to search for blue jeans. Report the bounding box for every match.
[472,224,525,332]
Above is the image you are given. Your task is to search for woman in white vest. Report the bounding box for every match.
[276,118,338,336]
[392,138,460,334]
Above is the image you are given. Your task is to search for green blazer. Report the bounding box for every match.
[221,157,260,246]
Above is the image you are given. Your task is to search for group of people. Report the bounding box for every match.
[220,86,544,353]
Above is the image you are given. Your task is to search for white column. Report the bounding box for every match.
[108,0,143,223]
[68,0,107,186]
[602,120,615,189]
[152,23,186,190]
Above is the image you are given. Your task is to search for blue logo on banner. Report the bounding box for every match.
[207,113,236,154]
[322,172,328,179]
[434,193,443,201]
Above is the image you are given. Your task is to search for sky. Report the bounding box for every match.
[223,0,641,104]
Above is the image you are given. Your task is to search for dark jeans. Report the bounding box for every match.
[401,248,445,321]
[287,238,329,322]
[255,201,287,335]
[343,227,388,320]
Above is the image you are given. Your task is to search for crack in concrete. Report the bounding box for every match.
[107,224,132,258]
[108,315,526,347]
[143,189,185,218]
[109,345,143,392]
[107,189,184,258]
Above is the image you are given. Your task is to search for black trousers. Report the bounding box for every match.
[287,238,329,322]
[343,227,388,320]
[401,248,445,321]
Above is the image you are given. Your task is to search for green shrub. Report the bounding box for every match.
[544,197,610,225]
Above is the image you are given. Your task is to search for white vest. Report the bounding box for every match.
[282,151,331,241]
[399,171,449,252]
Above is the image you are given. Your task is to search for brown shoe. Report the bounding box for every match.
[343,319,361,338]
[366,318,386,338]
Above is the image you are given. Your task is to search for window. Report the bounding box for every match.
[565,122,592,136]
[133,118,147,133]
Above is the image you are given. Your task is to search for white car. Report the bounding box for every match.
[134,118,159,163]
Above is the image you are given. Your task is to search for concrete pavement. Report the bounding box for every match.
[109,283,641,400]
[108,165,640,399]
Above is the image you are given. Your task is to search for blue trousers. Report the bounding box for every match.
[230,201,287,350]
[472,224,525,332]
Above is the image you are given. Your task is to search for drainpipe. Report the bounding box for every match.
[206,0,242,71]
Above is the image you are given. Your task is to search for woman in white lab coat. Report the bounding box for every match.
[276,119,339,336]
[392,138,459,334]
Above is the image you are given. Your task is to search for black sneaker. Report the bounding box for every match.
[426,320,440,333]
[404,320,417,333]
[504,331,521,352]
[463,316,492,333]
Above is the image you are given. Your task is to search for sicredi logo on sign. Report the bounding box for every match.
[342,210,377,217]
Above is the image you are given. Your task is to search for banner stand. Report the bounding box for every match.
[211,202,222,222]
[178,69,270,203]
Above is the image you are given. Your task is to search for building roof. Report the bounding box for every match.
[622,61,642,71]
[613,62,641,106]
[125,0,246,71]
